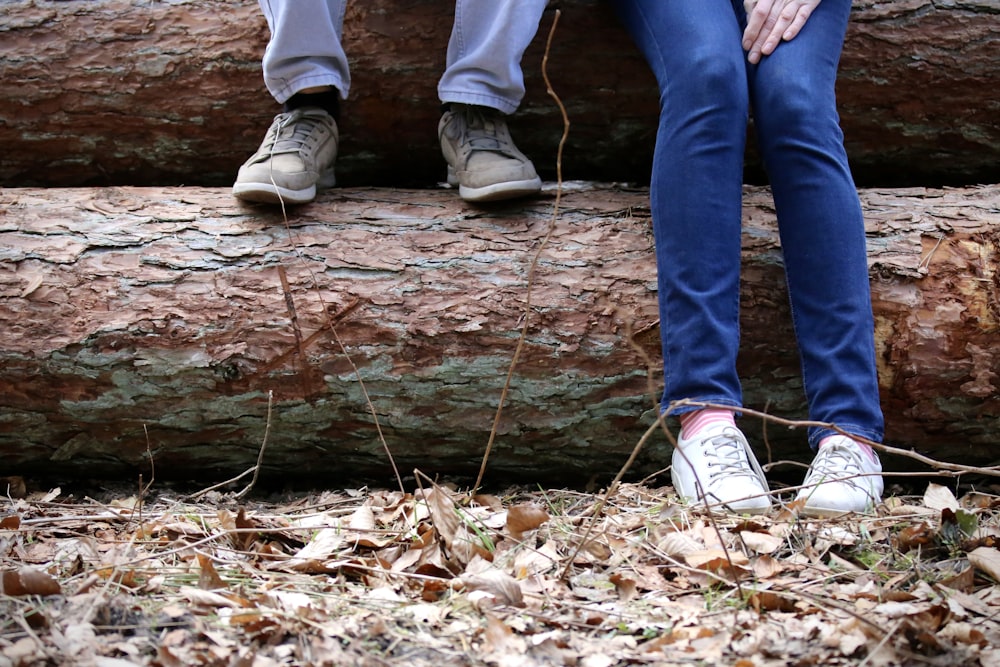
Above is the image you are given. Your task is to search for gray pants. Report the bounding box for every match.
[258,0,548,114]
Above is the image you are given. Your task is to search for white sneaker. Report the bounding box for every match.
[795,436,884,517]
[671,424,772,514]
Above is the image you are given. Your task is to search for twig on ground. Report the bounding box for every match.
[185,390,273,501]
[560,417,662,581]
[134,423,156,526]
[13,614,52,662]
[185,468,255,502]
[235,389,274,500]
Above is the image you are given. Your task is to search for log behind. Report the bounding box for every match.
[1,185,997,485]
[1,0,998,190]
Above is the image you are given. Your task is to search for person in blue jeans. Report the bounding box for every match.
[234,0,547,205]
[613,0,885,515]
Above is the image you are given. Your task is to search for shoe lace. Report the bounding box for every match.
[263,109,328,157]
[701,429,763,486]
[456,105,513,154]
[803,442,864,487]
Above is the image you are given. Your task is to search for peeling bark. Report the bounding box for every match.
[1,184,997,484]
[0,0,998,190]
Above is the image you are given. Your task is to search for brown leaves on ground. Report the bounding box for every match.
[2,480,1000,666]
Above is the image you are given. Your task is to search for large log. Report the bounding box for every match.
[1,1,998,190]
[1,184,998,486]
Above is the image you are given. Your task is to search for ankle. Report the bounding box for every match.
[679,409,736,441]
[819,435,878,465]
[284,89,341,122]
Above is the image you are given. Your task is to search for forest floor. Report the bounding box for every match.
[2,473,1000,667]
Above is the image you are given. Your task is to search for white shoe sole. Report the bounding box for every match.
[677,494,773,516]
[446,166,541,203]
[798,496,876,518]
[232,169,336,205]
[459,177,542,203]
[800,505,853,518]
[232,181,317,205]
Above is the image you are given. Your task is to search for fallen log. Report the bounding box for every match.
[1,0,998,189]
[1,184,997,486]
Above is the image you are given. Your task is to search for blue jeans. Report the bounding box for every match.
[614,0,884,448]
[257,0,547,113]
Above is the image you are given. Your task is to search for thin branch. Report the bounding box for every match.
[674,398,1000,477]
[474,8,568,495]
[235,389,274,500]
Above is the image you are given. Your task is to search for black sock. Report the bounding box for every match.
[284,90,341,122]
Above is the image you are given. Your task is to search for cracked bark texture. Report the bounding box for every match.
[1,0,998,189]
[1,185,998,484]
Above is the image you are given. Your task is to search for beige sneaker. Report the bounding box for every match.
[233,108,338,205]
[439,104,542,203]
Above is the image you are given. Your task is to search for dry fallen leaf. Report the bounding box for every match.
[939,564,976,593]
[608,572,638,601]
[506,504,549,540]
[483,613,527,655]
[197,553,227,590]
[967,546,1000,582]
[750,554,785,579]
[739,530,784,555]
[749,591,797,613]
[2,481,997,666]
[424,486,473,563]
[0,567,61,596]
[656,530,703,558]
[458,568,525,608]
[685,549,750,575]
[924,483,961,512]
[895,522,936,553]
[180,586,244,609]
[283,513,347,569]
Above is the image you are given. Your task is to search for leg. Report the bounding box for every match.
[749,0,884,513]
[615,0,749,416]
[437,0,547,202]
[233,0,346,204]
[749,1,884,448]
[614,0,770,513]
[259,0,350,103]
[438,0,549,113]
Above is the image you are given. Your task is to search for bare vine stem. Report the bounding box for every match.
[473,8,569,495]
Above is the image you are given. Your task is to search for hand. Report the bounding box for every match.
[742,0,821,64]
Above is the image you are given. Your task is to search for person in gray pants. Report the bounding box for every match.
[233,0,547,205]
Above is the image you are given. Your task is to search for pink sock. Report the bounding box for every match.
[679,409,736,440]
[819,435,878,464]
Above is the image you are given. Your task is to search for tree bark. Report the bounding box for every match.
[1,0,998,190]
[1,184,997,485]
